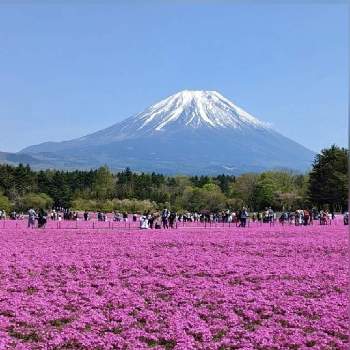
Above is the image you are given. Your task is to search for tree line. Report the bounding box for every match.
[0,145,347,213]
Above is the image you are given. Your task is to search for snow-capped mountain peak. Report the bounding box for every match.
[19,89,315,175]
[125,90,271,133]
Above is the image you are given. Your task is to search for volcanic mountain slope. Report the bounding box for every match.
[0,151,45,166]
[19,90,315,174]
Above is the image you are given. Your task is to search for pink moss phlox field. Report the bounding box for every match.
[0,224,348,349]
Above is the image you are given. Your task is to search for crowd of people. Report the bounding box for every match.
[0,206,348,229]
[137,207,342,229]
[0,210,24,220]
[139,208,178,229]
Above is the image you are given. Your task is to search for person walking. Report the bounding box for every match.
[123,212,128,222]
[148,213,155,229]
[239,207,248,228]
[161,208,169,229]
[28,208,37,228]
[303,209,310,226]
[169,212,177,229]
[140,213,149,229]
[268,207,274,224]
[37,208,47,228]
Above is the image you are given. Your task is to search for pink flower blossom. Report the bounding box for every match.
[0,221,348,349]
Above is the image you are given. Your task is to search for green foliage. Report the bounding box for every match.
[202,183,221,192]
[230,171,312,211]
[308,145,348,211]
[229,173,259,209]
[0,194,11,212]
[253,174,278,210]
[92,166,115,200]
[71,198,156,213]
[21,193,53,210]
[179,185,226,212]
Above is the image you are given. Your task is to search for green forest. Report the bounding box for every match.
[0,145,348,213]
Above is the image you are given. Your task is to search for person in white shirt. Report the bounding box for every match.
[140,213,149,229]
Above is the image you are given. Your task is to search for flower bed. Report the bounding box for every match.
[0,225,348,349]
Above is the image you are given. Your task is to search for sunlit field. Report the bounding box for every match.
[0,221,348,349]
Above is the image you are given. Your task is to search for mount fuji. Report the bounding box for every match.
[18,90,314,174]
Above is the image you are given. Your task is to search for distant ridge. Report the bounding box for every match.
[0,151,43,166]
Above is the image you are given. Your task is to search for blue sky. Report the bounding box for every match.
[0,1,348,153]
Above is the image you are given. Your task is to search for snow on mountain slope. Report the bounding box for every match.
[128,90,270,131]
[73,90,272,144]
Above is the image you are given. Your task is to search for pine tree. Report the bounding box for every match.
[308,145,348,212]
